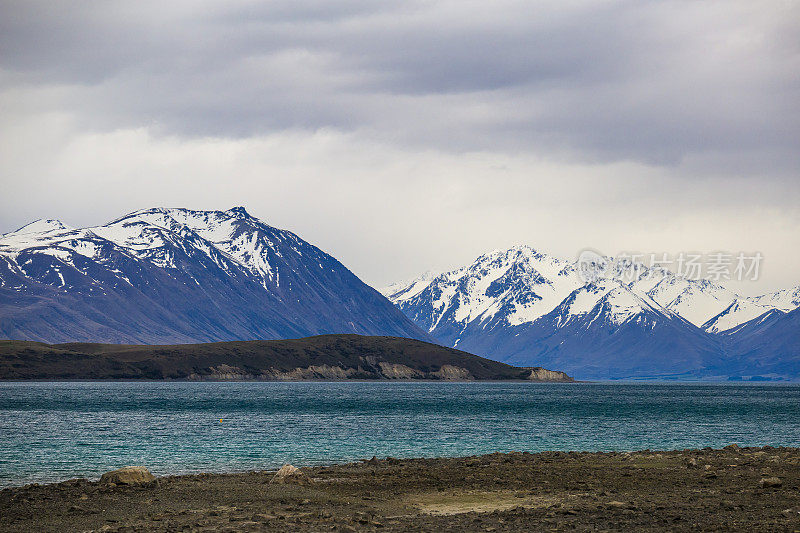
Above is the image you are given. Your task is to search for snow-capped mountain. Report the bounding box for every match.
[0,207,430,344]
[382,245,799,379]
[625,272,776,334]
[386,247,581,343]
[751,286,800,312]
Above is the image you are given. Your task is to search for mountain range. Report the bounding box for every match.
[0,207,429,344]
[2,209,797,381]
[382,246,800,380]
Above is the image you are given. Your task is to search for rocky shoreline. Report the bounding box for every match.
[2,447,799,531]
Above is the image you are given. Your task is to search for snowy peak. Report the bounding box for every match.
[751,286,800,312]
[380,270,438,301]
[644,276,735,327]
[5,219,72,236]
[702,298,774,334]
[225,206,253,219]
[0,220,77,252]
[49,207,322,286]
[551,278,675,330]
[2,207,326,284]
[595,284,663,326]
[383,245,583,333]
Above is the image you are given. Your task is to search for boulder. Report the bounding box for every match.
[759,477,782,488]
[270,464,309,484]
[99,466,155,485]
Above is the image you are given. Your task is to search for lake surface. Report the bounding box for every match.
[2,381,799,487]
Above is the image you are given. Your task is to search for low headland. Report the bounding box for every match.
[0,334,573,382]
[1,447,799,531]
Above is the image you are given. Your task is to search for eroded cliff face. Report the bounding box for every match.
[524,367,574,382]
[271,365,359,380]
[189,364,361,381]
[377,362,424,379]
[176,361,577,382]
[188,360,480,381]
[432,365,474,380]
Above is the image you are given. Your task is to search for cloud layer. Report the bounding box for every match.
[1,0,798,293]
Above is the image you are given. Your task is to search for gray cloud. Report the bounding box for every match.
[2,0,798,164]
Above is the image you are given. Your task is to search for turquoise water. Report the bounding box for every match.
[1,381,799,487]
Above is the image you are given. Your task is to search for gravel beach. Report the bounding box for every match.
[2,447,799,532]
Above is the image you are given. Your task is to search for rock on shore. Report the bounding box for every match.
[99,466,155,485]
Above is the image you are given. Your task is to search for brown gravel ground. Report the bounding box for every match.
[2,446,800,532]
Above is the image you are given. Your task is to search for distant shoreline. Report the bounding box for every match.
[4,378,796,383]
[0,378,584,383]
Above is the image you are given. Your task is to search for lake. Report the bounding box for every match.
[1,381,799,487]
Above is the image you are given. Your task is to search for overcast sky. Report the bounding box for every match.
[1,0,798,294]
